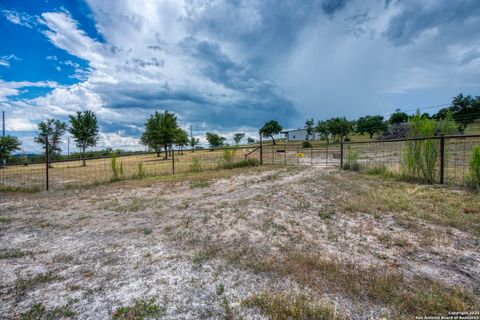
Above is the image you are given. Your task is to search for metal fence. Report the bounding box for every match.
[0,146,261,192]
[1,134,479,192]
[341,134,480,187]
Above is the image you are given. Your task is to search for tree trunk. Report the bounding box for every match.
[164,145,168,159]
[369,132,374,139]
[271,135,276,145]
[82,146,86,166]
[156,151,160,157]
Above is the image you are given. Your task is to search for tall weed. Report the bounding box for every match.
[469,146,480,189]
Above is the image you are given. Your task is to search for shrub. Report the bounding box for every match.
[343,147,360,171]
[401,111,445,183]
[302,140,312,148]
[223,158,259,169]
[136,162,146,179]
[469,145,480,189]
[222,148,236,166]
[189,156,202,172]
[111,153,124,181]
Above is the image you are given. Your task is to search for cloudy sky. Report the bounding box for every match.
[1,0,480,152]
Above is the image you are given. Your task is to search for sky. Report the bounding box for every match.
[1,0,480,153]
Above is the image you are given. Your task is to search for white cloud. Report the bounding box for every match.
[1,9,36,28]
[0,54,21,68]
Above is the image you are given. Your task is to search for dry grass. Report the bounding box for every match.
[327,171,480,236]
[243,292,345,320]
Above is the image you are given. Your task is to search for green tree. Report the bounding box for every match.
[189,136,200,152]
[315,120,330,143]
[34,119,67,163]
[389,109,409,125]
[326,117,351,141]
[260,120,283,144]
[247,137,255,144]
[304,118,314,141]
[141,111,179,159]
[449,94,479,132]
[233,133,245,145]
[0,135,21,167]
[68,111,99,166]
[175,128,189,154]
[356,115,388,139]
[206,132,226,149]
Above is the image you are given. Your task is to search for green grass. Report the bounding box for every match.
[14,272,64,299]
[112,299,165,320]
[0,249,32,259]
[20,303,76,320]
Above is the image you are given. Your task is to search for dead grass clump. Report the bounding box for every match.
[243,253,477,317]
[242,291,345,320]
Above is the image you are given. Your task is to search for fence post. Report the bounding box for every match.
[172,146,175,174]
[259,131,263,165]
[45,136,49,191]
[310,144,313,166]
[340,135,344,169]
[439,135,445,184]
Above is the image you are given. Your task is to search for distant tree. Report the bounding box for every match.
[260,120,283,144]
[206,132,226,149]
[190,136,200,152]
[326,117,352,141]
[389,109,409,125]
[356,115,388,139]
[305,118,314,141]
[34,119,67,163]
[450,94,480,132]
[233,133,245,145]
[141,111,179,159]
[0,135,21,167]
[247,137,255,144]
[175,128,189,154]
[68,111,99,166]
[315,120,330,143]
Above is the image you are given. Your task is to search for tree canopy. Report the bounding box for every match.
[206,132,226,148]
[389,109,409,125]
[326,117,351,141]
[304,118,315,140]
[68,111,99,166]
[141,111,179,158]
[34,119,66,161]
[233,133,245,145]
[315,120,330,142]
[0,135,21,166]
[356,115,388,138]
[260,120,283,144]
[434,94,480,132]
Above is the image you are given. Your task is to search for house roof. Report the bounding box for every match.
[280,128,308,134]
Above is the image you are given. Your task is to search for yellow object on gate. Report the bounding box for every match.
[297,153,304,158]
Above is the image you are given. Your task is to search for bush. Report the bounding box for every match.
[136,162,145,179]
[343,147,360,171]
[223,158,259,169]
[189,157,202,172]
[222,148,236,165]
[469,146,480,189]
[302,140,312,148]
[111,153,124,181]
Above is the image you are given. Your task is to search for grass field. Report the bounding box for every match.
[0,165,479,319]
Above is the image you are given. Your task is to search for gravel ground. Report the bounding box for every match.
[0,166,478,319]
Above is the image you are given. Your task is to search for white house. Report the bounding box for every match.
[281,129,320,141]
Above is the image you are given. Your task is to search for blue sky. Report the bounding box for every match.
[1,0,480,152]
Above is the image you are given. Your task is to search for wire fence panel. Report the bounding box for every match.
[343,134,480,187]
[0,147,262,192]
